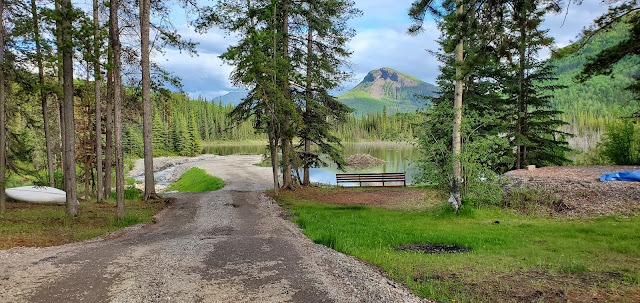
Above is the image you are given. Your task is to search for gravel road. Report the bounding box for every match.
[0,155,426,303]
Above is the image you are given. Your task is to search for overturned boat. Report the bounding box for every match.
[5,186,66,205]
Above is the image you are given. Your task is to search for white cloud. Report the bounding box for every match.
[158,48,235,94]
[187,90,232,101]
[347,20,441,85]
[154,1,612,98]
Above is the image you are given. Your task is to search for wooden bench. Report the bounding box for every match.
[336,173,406,187]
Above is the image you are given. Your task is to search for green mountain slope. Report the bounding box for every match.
[549,21,639,130]
[337,68,438,115]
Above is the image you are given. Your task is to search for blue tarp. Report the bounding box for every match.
[600,170,640,182]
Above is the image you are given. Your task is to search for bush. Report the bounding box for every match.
[124,186,143,200]
[599,119,640,165]
[415,134,508,209]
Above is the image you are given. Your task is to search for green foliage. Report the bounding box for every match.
[599,119,640,165]
[551,20,640,129]
[275,193,640,302]
[168,167,226,192]
[0,199,165,250]
[124,185,143,200]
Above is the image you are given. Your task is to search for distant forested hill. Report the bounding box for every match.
[549,21,639,131]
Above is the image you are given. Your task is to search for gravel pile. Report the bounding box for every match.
[345,154,385,169]
[503,165,640,217]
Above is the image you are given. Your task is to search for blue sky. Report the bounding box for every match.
[156,0,609,101]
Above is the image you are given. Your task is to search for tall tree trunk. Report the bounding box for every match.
[104,48,113,199]
[110,0,125,220]
[280,0,295,190]
[516,2,527,169]
[269,128,279,196]
[61,0,78,216]
[31,0,55,187]
[303,24,312,186]
[140,0,157,200]
[281,138,294,188]
[450,0,464,213]
[94,0,104,203]
[0,0,6,214]
[56,0,66,181]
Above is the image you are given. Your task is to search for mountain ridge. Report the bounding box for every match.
[337,67,438,115]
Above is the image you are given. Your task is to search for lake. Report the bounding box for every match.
[202,142,421,185]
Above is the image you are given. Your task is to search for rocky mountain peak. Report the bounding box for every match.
[363,68,420,88]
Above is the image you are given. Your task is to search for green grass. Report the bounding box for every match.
[168,167,226,192]
[0,199,166,250]
[275,194,640,302]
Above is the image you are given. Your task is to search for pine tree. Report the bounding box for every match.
[297,0,358,186]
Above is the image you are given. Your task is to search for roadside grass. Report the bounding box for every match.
[168,167,226,192]
[253,157,273,167]
[0,198,167,250]
[275,191,640,302]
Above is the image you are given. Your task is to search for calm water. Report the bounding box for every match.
[202,142,421,185]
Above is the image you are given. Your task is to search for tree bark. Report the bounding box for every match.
[104,48,113,199]
[450,0,464,213]
[110,0,125,220]
[61,0,78,216]
[56,0,66,182]
[140,0,157,200]
[0,0,6,214]
[269,129,279,196]
[516,2,527,169]
[94,0,103,203]
[31,0,55,187]
[280,0,295,190]
[303,24,312,186]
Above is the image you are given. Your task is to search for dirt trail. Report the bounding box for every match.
[0,155,425,302]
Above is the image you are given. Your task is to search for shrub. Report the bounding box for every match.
[599,119,640,165]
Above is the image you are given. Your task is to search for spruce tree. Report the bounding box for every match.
[296,0,358,186]
[503,0,569,168]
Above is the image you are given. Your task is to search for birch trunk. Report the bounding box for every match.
[450,0,464,213]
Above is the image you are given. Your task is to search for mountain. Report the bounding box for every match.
[213,91,248,107]
[337,68,438,115]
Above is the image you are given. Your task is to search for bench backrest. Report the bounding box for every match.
[336,173,406,186]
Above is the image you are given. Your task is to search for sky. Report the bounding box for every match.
[156,0,610,101]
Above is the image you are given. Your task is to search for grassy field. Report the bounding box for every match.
[168,167,226,192]
[0,198,167,250]
[275,188,640,302]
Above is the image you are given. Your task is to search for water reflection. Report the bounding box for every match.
[202,142,421,185]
